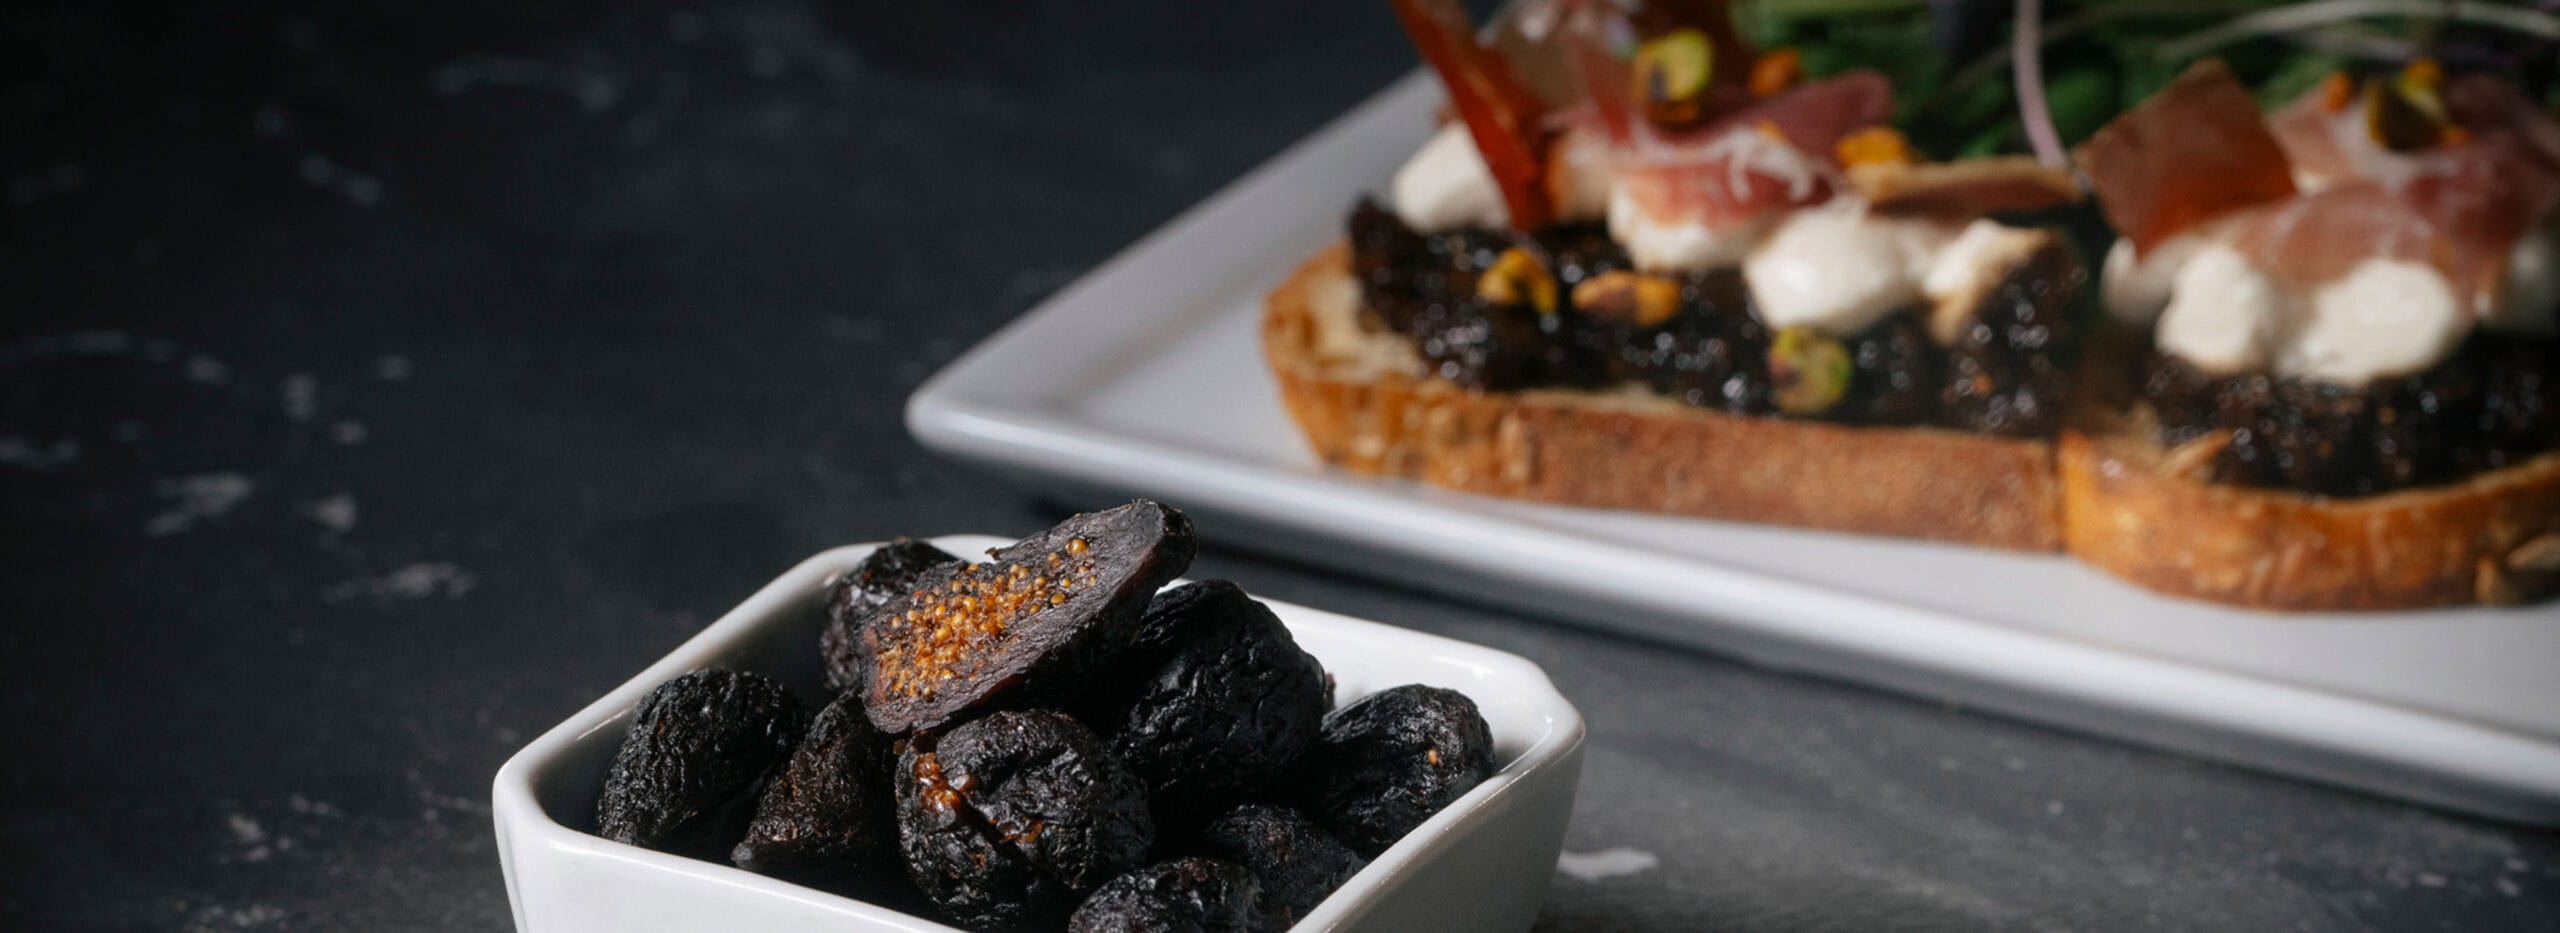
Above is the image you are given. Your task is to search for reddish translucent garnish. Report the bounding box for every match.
[2075,60,2297,254]
[1390,0,1556,231]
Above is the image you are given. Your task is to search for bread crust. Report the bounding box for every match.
[1262,244,2065,551]
[2059,410,2560,610]
[1262,244,2559,608]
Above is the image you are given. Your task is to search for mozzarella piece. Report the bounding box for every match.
[1743,202,1951,335]
[2156,246,2282,374]
[2280,258,2468,383]
[1608,184,1771,273]
[2101,234,2207,326]
[1392,122,1509,233]
[2485,221,2558,336]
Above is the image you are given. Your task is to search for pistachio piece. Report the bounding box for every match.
[2365,58,2457,152]
[1632,28,1712,127]
[1767,326,1852,416]
[1748,46,1802,98]
[2401,56,2445,90]
[1476,246,1558,314]
[1834,126,1916,170]
[1571,271,1684,328]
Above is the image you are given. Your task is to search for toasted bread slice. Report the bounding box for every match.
[2059,405,2560,610]
[1262,244,2065,551]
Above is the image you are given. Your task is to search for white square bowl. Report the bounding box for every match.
[493,535,1588,932]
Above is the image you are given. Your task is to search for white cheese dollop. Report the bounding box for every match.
[1392,121,1616,232]
[1743,202,1952,335]
[2100,234,2208,326]
[1392,122,1508,233]
[1609,186,1771,274]
[2154,247,2475,384]
[2281,258,2468,384]
[2155,246,2282,375]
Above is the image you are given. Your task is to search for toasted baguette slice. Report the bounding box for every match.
[1262,244,2065,551]
[2060,405,2560,610]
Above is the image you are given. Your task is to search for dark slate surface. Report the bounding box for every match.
[3,2,2554,930]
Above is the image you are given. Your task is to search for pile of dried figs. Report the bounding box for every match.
[594,500,1501,932]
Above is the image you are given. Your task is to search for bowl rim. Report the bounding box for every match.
[492,534,1588,932]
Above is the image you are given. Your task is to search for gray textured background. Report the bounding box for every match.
[3,2,2554,929]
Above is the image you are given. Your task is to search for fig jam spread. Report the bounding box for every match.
[1346,198,2086,438]
[2145,338,2559,498]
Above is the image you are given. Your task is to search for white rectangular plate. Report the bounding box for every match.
[906,71,2560,825]
[494,536,1586,933]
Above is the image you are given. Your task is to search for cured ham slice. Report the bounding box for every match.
[2076,61,2298,254]
[1599,72,1895,231]
[2266,88,2367,187]
[2402,134,2560,305]
[2216,152,2555,311]
[2254,74,2560,308]
[2227,181,2447,289]
[2444,73,2560,174]
[1548,0,1890,234]
[2092,58,2559,318]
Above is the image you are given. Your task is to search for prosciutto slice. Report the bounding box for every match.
[1590,73,1894,231]
[2265,89,2370,186]
[2226,181,2446,288]
[1551,0,1892,233]
[2250,78,2560,306]
[2090,59,2560,313]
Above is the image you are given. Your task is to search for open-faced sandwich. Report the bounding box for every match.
[1263,0,2088,550]
[2067,59,2560,608]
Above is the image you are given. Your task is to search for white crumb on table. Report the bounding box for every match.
[0,436,80,470]
[1556,847,1661,883]
[280,373,318,421]
[146,473,255,536]
[299,494,358,533]
[323,562,476,601]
